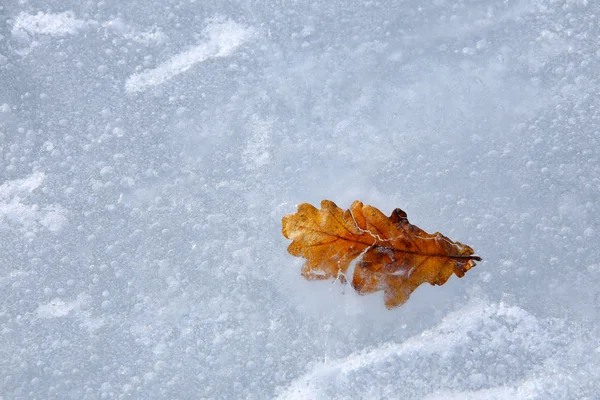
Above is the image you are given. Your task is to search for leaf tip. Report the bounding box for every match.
[390,207,408,223]
[320,199,338,210]
[350,200,364,210]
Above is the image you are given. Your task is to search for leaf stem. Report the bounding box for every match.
[452,255,482,261]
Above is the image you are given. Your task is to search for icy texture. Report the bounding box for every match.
[1,0,599,399]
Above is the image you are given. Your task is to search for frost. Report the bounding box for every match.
[37,298,78,318]
[39,207,68,232]
[125,19,256,93]
[0,172,45,195]
[36,294,91,319]
[278,301,552,399]
[12,11,87,37]
[0,172,67,232]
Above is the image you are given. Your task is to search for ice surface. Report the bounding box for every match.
[1,0,599,399]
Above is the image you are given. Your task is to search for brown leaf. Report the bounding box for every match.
[282,200,481,309]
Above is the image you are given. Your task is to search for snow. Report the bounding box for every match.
[0,172,68,232]
[37,293,91,319]
[12,11,88,37]
[1,0,600,399]
[125,19,256,93]
[277,300,554,399]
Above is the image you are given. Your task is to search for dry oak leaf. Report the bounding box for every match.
[282,200,482,309]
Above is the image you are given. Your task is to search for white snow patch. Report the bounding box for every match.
[12,11,87,37]
[37,294,91,319]
[125,19,256,93]
[277,300,548,400]
[0,172,68,232]
[39,207,69,232]
[0,172,45,197]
